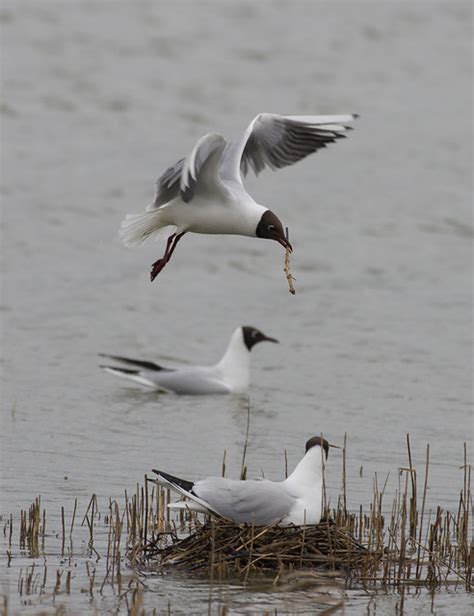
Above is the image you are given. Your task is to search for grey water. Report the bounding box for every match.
[0,1,472,614]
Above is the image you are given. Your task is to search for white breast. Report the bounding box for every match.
[160,193,266,237]
[214,328,252,393]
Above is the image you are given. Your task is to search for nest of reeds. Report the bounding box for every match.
[138,517,367,578]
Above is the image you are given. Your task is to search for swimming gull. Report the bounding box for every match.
[99,325,277,395]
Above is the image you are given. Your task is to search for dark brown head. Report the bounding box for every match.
[305,436,336,460]
[255,210,292,252]
[241,326,278,351]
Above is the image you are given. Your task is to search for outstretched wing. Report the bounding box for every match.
[149,133,227,209]
[219,113,357,183]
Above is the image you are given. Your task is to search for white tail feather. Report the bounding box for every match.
[167,501,209,513]
[101,367,157,388]
[119,209,168,247]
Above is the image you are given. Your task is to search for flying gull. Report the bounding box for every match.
[120,113,358,280]
[152,436,338,526]
[99,325,277,395]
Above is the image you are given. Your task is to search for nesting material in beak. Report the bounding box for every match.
[283,227,296,295]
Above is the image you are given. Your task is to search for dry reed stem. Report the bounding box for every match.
[240,398,251,481]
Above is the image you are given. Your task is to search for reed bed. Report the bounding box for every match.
[18,496,45,557]
[129,437,472,591]
[2,436,472,609]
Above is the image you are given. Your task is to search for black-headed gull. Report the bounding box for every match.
[120,113,358,281]
[99,325,277,395]
[152,436,338,526]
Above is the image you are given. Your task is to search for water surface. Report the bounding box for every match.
[1,1,472,614]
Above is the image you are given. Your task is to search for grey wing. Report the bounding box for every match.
[149,133,227,209]
[219,113,357,182]
[150,158,185,209]
[194,478,295,525]
[144,367,231,395]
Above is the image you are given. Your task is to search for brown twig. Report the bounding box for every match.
[284,227,296,294]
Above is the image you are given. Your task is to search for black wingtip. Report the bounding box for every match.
[152,469,194,493]
[353,113,360,119]
[98,354,168,371]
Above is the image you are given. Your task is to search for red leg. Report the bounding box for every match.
[150,232,186,281]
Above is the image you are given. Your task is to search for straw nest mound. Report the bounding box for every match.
[138,518,368,577]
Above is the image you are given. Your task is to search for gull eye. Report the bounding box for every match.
[268,224,275,231]
[251,330,259,338]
